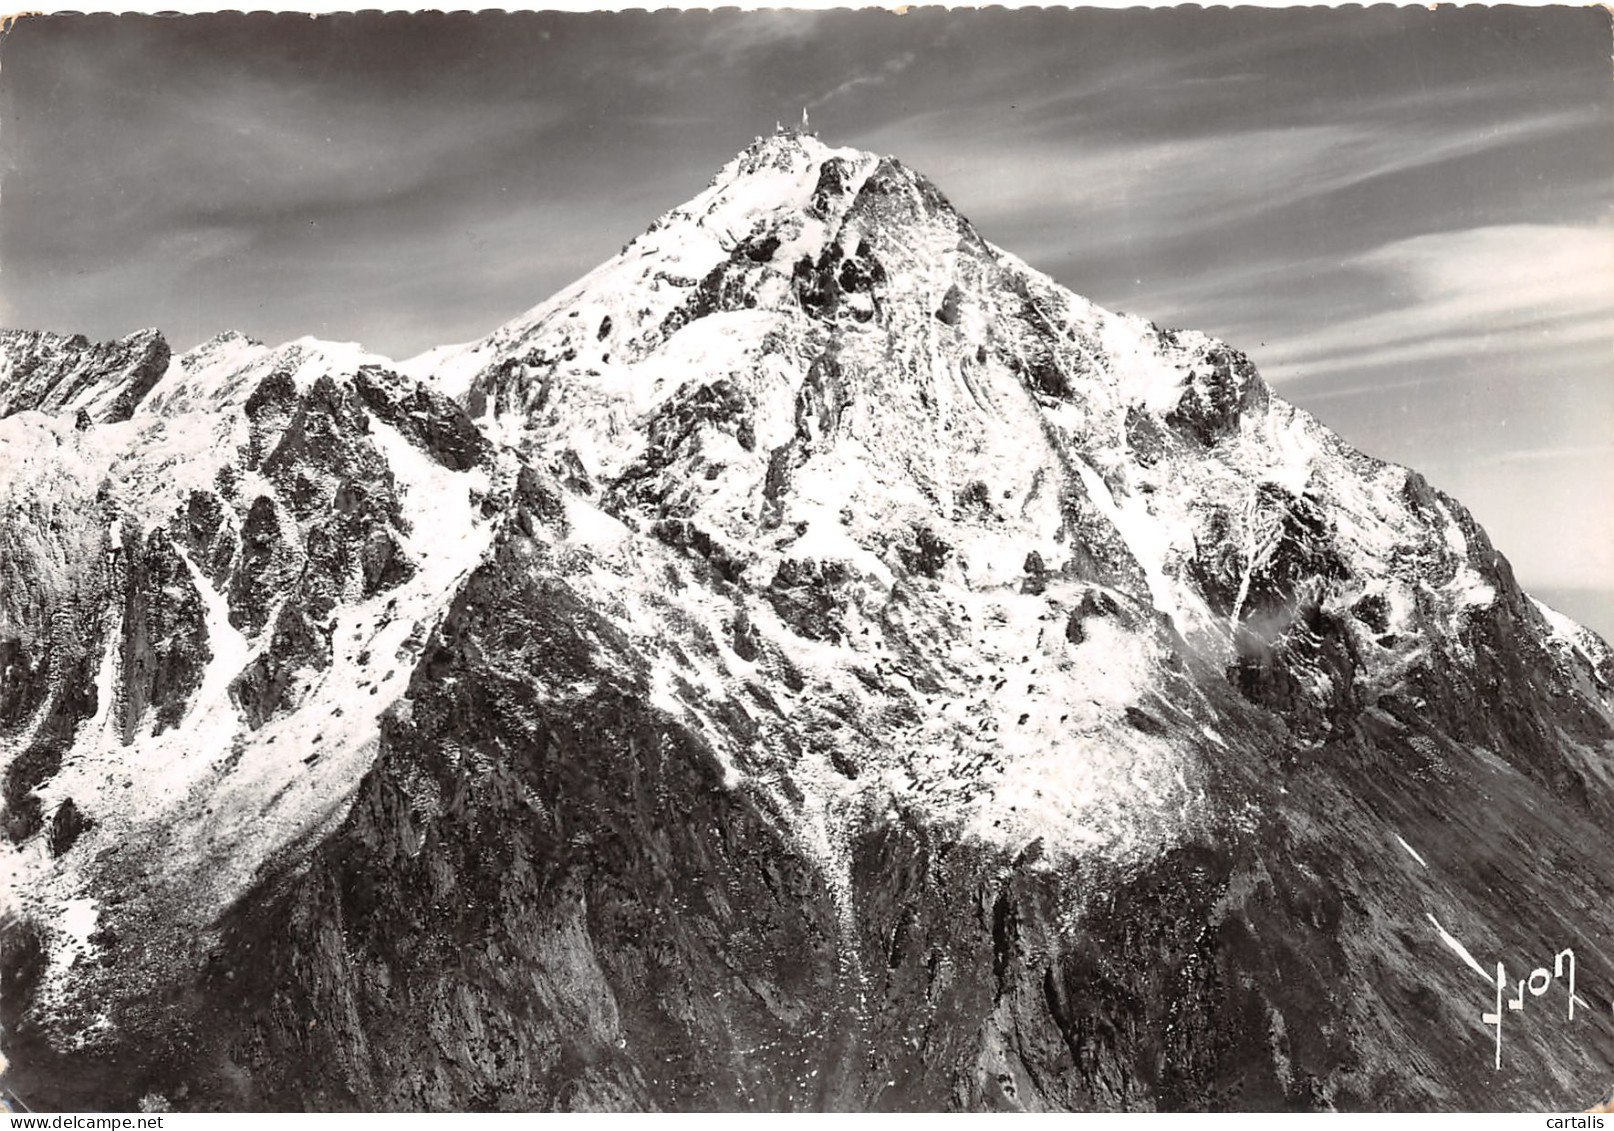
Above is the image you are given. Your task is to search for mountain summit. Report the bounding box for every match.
[2,134,1612,1111]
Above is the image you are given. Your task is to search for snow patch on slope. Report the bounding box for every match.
[1394,833,1429,868]
[1074,458,1178,625]
[1438,504,1497,609]
[176,548,252,722]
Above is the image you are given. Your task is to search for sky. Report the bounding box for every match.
[1,8,1610,636]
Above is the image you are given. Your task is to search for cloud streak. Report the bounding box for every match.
[807,50,916,112]
[1262,223,1614,382]
[859,104,1606,270]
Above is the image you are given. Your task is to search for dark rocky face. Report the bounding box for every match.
[2,132,1612,1113]
[117,526,212,742]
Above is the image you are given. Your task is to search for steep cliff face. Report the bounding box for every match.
[0,329,172,425]
[2,132,1612,1112]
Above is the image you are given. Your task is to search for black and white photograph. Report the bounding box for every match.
[0,4,1610,1113]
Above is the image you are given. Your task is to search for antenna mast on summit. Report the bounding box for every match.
[801,106,814,136]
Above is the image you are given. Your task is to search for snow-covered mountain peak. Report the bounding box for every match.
[383,134,1609,806]
[140,333,394,417]
[6,134,1614,1112]
[397,132,884,396]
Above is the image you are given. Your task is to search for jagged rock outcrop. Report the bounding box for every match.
[0,328,171,424]
[2,131,1612,1112]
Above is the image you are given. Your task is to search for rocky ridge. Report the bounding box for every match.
[0,328,172,426]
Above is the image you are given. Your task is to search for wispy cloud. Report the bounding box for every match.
[1281,373,1466,406]
[860,103,1606,270]
[807,50,916,112]
[1494,444,1614,465]
[1263,223,1614,383]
